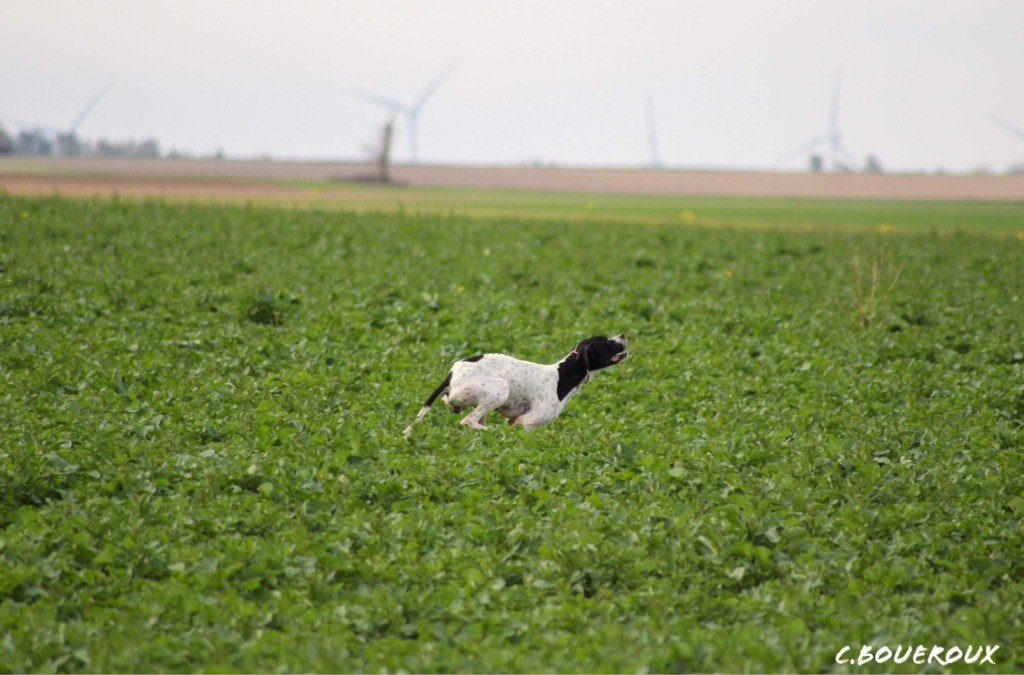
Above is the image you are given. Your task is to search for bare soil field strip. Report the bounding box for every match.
[2,157,1023,201]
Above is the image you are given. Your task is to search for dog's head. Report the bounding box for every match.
[575,334,629,371]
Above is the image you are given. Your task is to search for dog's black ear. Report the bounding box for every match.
[576,339,592,370]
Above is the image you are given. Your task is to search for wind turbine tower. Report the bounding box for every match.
[826,69,843,171]
[350,61,460,164]
[646,95,662,169]
[778,67,856,172]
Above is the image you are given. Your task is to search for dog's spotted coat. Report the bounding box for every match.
[403,334,628,433]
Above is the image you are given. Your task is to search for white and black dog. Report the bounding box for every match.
[403,334,628,433]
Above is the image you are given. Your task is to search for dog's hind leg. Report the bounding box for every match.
[450,378,509,430]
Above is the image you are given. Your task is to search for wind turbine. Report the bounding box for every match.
[68,84,113,137]
[349,61,460,164]
[646,94,661,169]
[990,115,1024,142]
[777,68,857,172]
[2,84,112,155]
[57,84,113,155]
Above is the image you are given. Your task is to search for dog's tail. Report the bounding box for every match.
[402,370,452,435]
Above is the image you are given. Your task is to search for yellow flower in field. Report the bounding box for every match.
[679,210,697,224]
[1016,231,1024,242]
[877,223,893,234]
[724,269,733,279]
[21,211,29,219]
[456,285,465,294]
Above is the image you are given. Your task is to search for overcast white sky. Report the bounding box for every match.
[2,0,1023,172]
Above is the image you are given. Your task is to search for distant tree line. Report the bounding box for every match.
[0,126,160,158]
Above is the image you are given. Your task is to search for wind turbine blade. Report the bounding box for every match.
[411,60,460,113]
[69,83,112,133]
[990,115,1024,142]
[775,135,829,166]
[349,88,407,112]
[406,109,418,163]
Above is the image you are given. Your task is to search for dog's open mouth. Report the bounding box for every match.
[611,351,628,363]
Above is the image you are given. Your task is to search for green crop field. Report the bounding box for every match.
[290,184,1024,235]
[1,192,1022,672]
